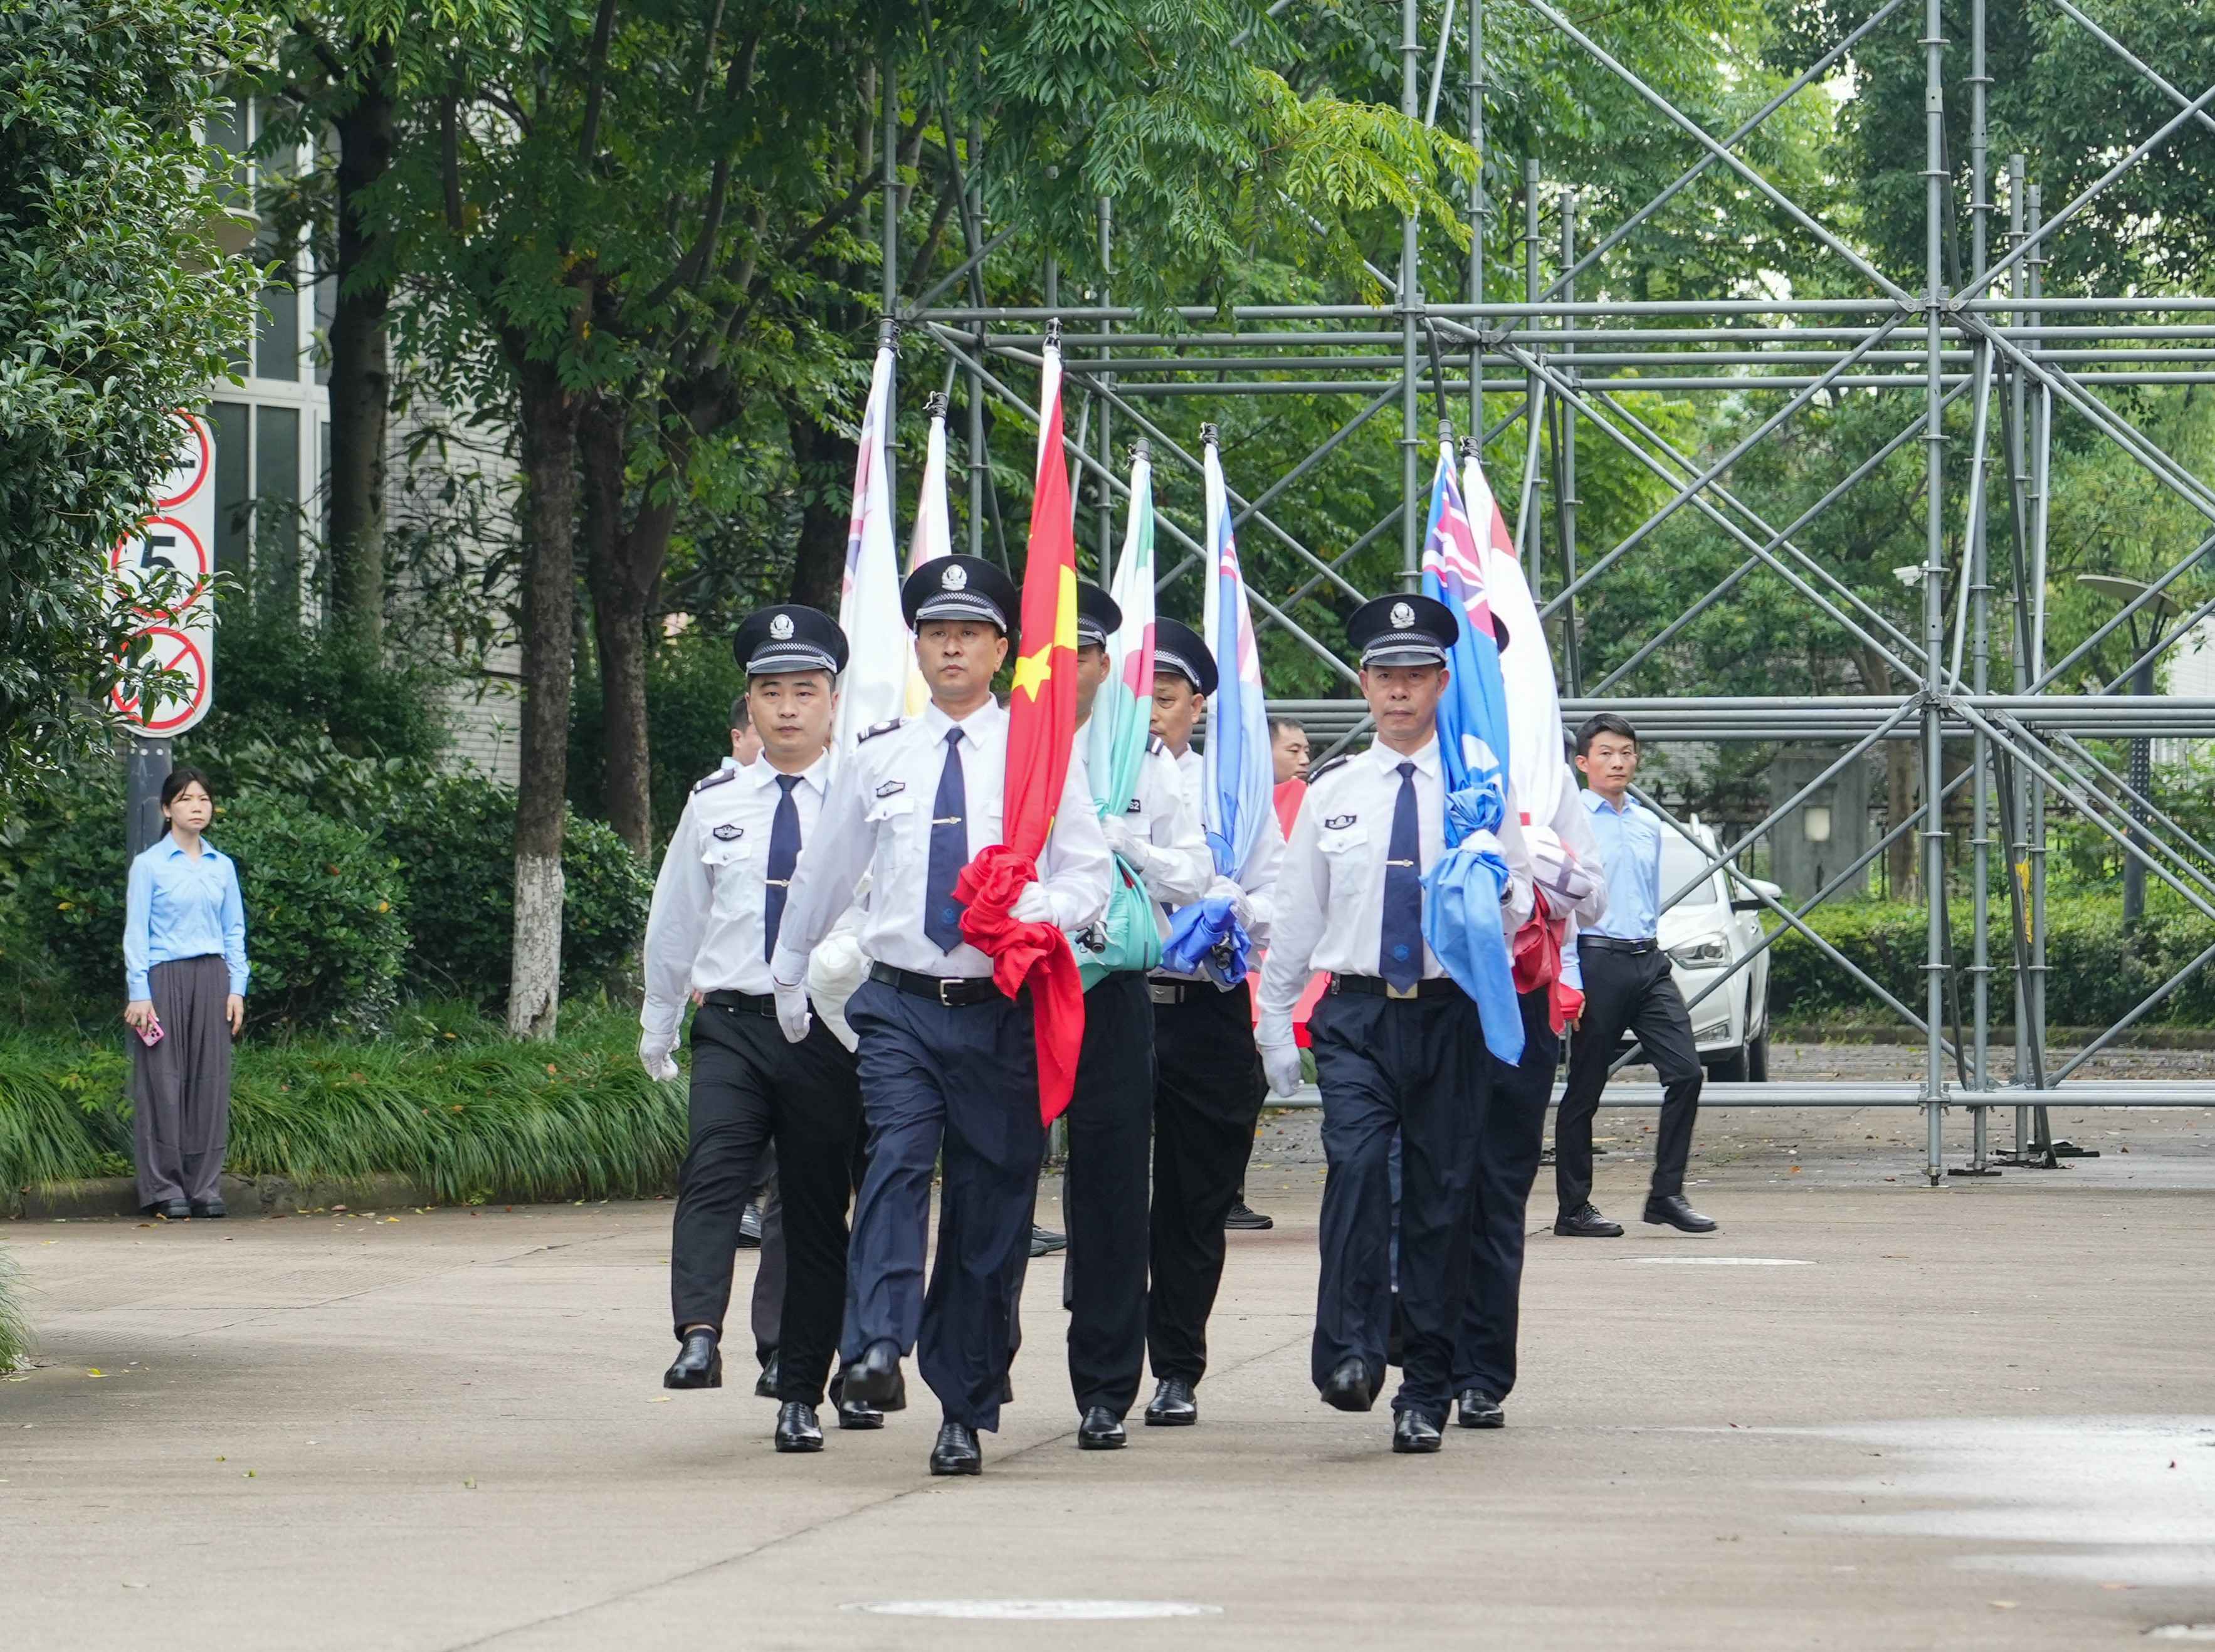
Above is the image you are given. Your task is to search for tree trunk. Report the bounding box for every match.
[507,357,582,1039]
[784,396,854,611]
[579,396,676,857]
[325,40,396,646]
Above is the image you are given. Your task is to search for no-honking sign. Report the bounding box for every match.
[113,413,216,737]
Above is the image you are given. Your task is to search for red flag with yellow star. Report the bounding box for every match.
[955,323,1085,1122]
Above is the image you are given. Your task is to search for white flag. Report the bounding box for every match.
[833,345,907,748]
[1465,444,1565,829]
[902,401,954,716]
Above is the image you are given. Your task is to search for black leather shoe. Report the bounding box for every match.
[839,1339,907,1411]
[189,1198,226,1219]
[774,1401,824,1453]
[1029,1224,1066,1258]
[1392,1411,1443,1454]
[736,1201,763,1248]
[1644,1194,1718,1233]
[929,1421,982,1476]
[663,1327,722,1389]
[1455,1388,1505,1429]
[754,1353,780,1398]
[149,1199,191,1221]
[836,1394,883,1429]
[1223,1201,1273,1231]
[1076,1406,1127,1449]
[1554,1202,1624,1238]
[1319,1356,1374,1413]
[1144,1377,1197,1427]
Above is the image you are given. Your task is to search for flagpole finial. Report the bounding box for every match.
[1460,434,1480,459]
[925,390,949,418]
[1437,418,1455,448]
[1132,437,1150,461]
[1045,317,1062,349]
[877,317,903,350]
[1199,423,1219,448]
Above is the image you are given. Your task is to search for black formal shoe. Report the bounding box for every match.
[836,1394,884,1430]
[1143,1377,1197,1427]
[736,1201,763,1248]
[1223,1201,1273,1231]
[189,1198,226,1219]
[1392,1411,1443,1454]
[774,1401,824,1453]
[1644,1194,1718,1233]
[929,1421,982,1476]
[754,1353,780,1399]
[1076,1406,1127,1450]
[1554,1202,1624,1238]
[663,1328,723,1389]
[839,1339,907,1411]
[1455,1388,1505,1429]
[1029,1224,1066,1258]
[148,1199,191,1221]
[1319,1356,1374,1413]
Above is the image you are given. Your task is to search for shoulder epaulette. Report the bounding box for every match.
[858,717,905,744]
[1307,754,1351,784]
[1145,733,1166,757]
[692,767,739,794]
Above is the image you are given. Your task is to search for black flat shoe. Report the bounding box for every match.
[754,1352,780,1399]
[1455,1388,1505,1429]
[929,1421,982,1476]
[189,1198,226,1219]
[1076,1406,1127,1450]
[147,1199,191,1221]
[838,1340,907,1411]
[774,1401,824,1453]
[1223,1201,1273,1231]
[1029,1224,1066,1258]
[1319,1355,1374,1413]
[1143,1377,1197,1426]
[1554,1202,1624,1238]
[664,1327,723,1389]
[1392,1411,1443,1454]
[1644,1194,1718,1233]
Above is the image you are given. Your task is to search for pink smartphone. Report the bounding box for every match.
[136,1017,164,1048]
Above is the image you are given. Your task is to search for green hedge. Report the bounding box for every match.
[0,1000,685,1205]
[1770,897,2215,1028]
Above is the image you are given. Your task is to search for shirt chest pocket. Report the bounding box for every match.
[1317,824,1373,894]
[700,833,763,911]
[866,795,920,868]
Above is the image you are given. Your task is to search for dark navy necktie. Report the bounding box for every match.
[925,727,968,952]
[762,773,802,962]
[1381,759,1423,991]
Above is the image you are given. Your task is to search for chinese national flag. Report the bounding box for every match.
[955,329,1084,1123]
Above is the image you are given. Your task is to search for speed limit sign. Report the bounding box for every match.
[112,413,216,737]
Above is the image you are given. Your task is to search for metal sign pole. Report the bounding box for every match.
[126,734,172,858]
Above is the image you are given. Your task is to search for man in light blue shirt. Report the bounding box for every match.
[1552,715,1717,1237]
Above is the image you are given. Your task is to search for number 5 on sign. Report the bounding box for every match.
[109,412,217,737]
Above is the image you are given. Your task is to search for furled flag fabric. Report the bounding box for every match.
[1160,431,1272,986]
[902,398,954,717]
[833,342,907,748]
[955,332,1085,1123]
[1418,440,1525,1066]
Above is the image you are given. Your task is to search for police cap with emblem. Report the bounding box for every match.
[901,554,1019,635]
[732,603,848,677]
[1347,592,1459,668]
[1075,581,1122,649]
[1150,616,1218,697]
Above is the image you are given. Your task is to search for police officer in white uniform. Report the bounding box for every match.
[1256,593,1529,1453]
[643,605,866,1454]
[1058,582,1211,1450]
[770,554,1111,1477]
[1139,616,1286,1429]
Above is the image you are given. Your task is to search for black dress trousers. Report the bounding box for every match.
[1308,984,1488,1425]
[1147,977,1265,1388]
[841,976,1044,1433]
[669,1000,863,1407]
[1451,987,1557,1401]
[1061,969,1156,1419]
[1554,942,1704,1215]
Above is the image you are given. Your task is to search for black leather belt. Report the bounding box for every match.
[868,962,1004,1008]
[703,989,776,1014]
[1328,974,1466,1002]
[1581,936,1659,955]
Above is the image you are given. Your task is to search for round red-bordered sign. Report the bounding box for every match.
[112,515,211,616]
[110,627,210,734]
[155,412,213,510]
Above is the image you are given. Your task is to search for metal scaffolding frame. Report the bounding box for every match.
[879,0,2215,1182]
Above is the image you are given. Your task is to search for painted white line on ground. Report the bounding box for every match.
[844,1600,1223,1621]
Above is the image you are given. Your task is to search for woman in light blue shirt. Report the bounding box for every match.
[122,767,249,1220]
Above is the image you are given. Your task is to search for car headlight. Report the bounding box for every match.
[1693,1019,1732,1043]
[1670,934,1728,968]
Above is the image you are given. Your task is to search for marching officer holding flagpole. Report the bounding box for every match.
[642,604,869,1454]
[771,554,1110,1478]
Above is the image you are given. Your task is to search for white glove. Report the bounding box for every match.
[1260,1039,1304,1099]
[1204,873,1252,927]
[1099,815,1139,859]
[1011,881,1055,923]
[772,976,812,1044]
[1526,826,1596,906]
[638,1029,680,1083]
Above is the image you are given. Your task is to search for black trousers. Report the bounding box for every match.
[1147,978,1264,1387]
[1061,971,1155,1418]
[1309,986,1488,1424]
[1555,942,1703,1213]
[843,976,1043,1433]
[668,1002,862,1406]
[1451,988,1557,1400]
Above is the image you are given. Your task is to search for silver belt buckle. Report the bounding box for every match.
[1149,982,1179,1006]
[937,977,960,1006]
[1386,981,1419,1001]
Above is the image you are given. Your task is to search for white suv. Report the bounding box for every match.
[1655,818,1777,1082]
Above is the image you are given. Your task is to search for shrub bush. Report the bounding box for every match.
[383,775,653,1006]
[23,785,407,1034]
[187,597,456,764]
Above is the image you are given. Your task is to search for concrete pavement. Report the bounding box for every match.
[5,1092,2213,1651]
